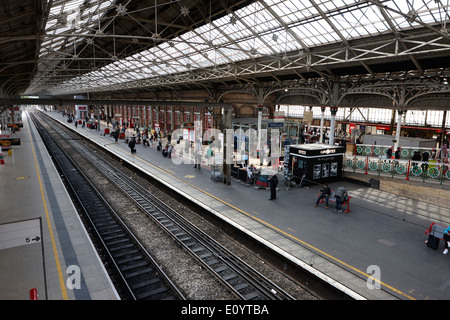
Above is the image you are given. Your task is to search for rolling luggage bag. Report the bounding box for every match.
[426,234,440,250]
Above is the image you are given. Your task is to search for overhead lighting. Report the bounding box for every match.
[406,9,417,23]
[57,14,68,26]
[180,6,190,17]
[230,14,238,25]
[116,4,127,16]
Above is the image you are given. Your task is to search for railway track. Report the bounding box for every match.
[33,110,295,300]
[30,111,185,300]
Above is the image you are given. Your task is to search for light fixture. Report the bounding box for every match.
[180,6,190,17]
[116,4,127,16]
[230,14,238,25]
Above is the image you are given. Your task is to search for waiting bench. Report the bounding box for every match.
[425,222,447,240]
[317,191,352,213]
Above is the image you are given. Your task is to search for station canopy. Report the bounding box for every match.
[2,0,450,97]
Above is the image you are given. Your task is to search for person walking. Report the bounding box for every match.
[315,184,331,209]
[268,173,278,200]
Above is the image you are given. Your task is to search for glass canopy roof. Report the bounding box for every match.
[26,0,450,95]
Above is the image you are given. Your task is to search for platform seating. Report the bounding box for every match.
[317,191,352,213]
[425,222,447,241]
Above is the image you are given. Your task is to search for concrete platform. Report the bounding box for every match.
[27,109,450,300]
[0,110,119,300]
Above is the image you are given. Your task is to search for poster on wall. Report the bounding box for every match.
[330,162,338,176]
[322,163,329,178]
[313,164,321,179]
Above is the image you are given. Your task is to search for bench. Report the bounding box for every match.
[317,191,352,213]
[425,222,447,241]
[424,222,448,249]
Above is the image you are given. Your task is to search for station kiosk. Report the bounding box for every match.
[288,143,345,186]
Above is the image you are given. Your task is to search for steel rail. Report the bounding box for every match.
[30,111,186,300]
[38,111,294,300]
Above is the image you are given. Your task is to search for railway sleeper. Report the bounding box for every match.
[117,255,145,265]
[103,233,127,241]
[106,238,130,246]
[120,261,149,272]
[112,249,139,258]
[124,267,155,279]
[131,278,161,290]
[135,286,170,300]
[109,243,135,252]
[100,227,123,236]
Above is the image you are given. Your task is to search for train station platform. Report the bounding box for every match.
[0,111,119,300]
[43,109,450,300]
[10,108,450,300]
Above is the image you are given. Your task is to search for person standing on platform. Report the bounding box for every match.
[193,137,202,169]
[315,184,331,209]
[395,148,401,160]
[128,136,136,154]
[334,186,348,213]
[268,173,278,200]
[422,150,429,172]
[386,147,393,160]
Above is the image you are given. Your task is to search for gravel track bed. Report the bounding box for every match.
[49,122,319,300]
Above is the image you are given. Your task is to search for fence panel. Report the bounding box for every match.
[343,155,450,185]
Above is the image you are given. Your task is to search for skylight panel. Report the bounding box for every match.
[33,0,450,95]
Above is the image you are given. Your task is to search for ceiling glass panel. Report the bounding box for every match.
[26,0,450,94]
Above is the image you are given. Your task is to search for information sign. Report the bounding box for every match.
[0,218,42,250]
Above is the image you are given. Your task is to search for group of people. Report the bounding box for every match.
[126,134,173,159]
[314,184,348,213]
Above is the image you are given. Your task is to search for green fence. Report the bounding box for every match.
[343,155,450,185]
[354,144,438,160]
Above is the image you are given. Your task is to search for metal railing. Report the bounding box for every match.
[343,155,450,185]
[354,144,442,160]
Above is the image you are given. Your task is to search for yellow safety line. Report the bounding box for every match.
[100,140,415,300]
[28,115,69,300]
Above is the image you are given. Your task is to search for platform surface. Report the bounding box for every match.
[8,108,450,300]
[45,109,450,300]
[0,111,119,300]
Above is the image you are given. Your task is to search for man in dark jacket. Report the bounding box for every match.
[315,184,331,208]
[128,136,136,154]
[268,173,278,200]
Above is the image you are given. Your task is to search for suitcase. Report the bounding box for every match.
[426,234,440,250]
[256,175,269,187]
